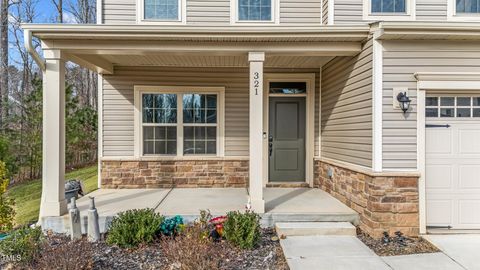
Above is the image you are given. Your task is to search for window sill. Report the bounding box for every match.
[364,13,415,21]
[447,14,480,21]
[137,19,186,25]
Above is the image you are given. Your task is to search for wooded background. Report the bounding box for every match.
[0,0,97,182]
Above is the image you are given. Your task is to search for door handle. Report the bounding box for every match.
[269,135,273,157]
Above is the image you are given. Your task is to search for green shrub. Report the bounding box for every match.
[223,210,261,249]
[106,208,164,248]
[0,161,15,233]
[0,226,43,264]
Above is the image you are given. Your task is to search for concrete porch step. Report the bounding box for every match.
[275,222,356,237]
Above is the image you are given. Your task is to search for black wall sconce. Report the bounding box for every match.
[396,92,411,114]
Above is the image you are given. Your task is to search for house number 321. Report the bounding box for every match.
[253,72,260,95]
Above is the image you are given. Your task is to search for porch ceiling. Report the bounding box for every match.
[22,24,371,74]
[86,54,334,69]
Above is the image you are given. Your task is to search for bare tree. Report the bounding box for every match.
[0,0,9,131]
[52,0,63,23]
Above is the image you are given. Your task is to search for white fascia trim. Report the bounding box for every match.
[97,74,103,188]
[327,0,335,25]
[136,0,186,25]
[363,0,416,21]
[372,34,383,172]
[230,0,280,25]
[96,0,103,24]
[447,0,480,21]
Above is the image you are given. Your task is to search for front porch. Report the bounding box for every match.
[41,188,359,233]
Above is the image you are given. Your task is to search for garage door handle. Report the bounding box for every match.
[426,124,450,128]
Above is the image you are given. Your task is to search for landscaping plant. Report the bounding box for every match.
[106,208,164,248]
[35,237,94,270]
[161,224,222,270]
[0,226,43,265]
[0,161,14,233]
[223,210,261,249]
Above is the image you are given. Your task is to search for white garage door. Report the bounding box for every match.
[426,96,480,229]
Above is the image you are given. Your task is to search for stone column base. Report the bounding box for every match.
[314,158,420,238]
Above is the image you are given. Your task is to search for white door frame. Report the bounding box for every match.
[415,72,480,234]
[262,73,316,187]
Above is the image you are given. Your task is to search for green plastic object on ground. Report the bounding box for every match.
[160,215,184,236]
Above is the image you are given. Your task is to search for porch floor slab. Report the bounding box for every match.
[75,188,170,217]
[44,187,359,233]
[156,188,248,216]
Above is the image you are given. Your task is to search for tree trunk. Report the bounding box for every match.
[0,0,8,131]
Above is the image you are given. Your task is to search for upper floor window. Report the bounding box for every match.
[371,0,406,13]
[363,0,414,20]
[456,0,480,13]
[138,0,185,23]
[144,0,180,20]
[238,0,272,21]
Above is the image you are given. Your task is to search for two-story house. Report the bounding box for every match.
[23,0,480,237]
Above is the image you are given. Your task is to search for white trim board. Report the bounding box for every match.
[97,74,103,188]
[262,73,316,187]
[415,72,480,235]
[372,36,383,172]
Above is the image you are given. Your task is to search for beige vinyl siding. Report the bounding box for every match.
[103,66,320,157]
[322,0,328,24]
[103,0,136,24]
[321,38,373,168]
[416,0,447,20]
[102,0,326,24]
[382,40,480,170]
[280,0,322,24]
[334,0,363,24]
[187,0,230,24]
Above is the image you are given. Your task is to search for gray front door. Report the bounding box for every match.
[269,97,306,182]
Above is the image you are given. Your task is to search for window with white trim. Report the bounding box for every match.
[237,0,272,21]
[426,96,480,118]
[456,0,480,13]
[182,94,218,155]
[371,0,406,13]
[139,88,223,157]
[363,0,414,20]
[143,0,181,21]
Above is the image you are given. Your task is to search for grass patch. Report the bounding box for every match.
[5,165,98,226]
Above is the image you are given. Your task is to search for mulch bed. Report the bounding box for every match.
[4,228,288,270]
[357,229,439,256]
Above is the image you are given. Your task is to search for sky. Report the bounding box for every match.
[8,0,81,66]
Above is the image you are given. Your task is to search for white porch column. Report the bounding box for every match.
[39,49,67,217]
[248,52,265,213]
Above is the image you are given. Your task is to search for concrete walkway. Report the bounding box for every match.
[280,235,469,270]
[280,235,390,270]
[424,234,480,270]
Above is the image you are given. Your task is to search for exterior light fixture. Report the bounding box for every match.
[396,92,411,114]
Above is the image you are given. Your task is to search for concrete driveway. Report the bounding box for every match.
[424,234,480,270]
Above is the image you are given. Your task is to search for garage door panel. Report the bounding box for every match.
[458,200,480,225]
[426,164,453,189]
[426,199,453,225]
[459,129,480,154]
[459,165,480,189]
[426,129,452,154]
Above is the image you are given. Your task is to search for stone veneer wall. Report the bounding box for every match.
[101,159,248,188]
[314,159,420,238]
